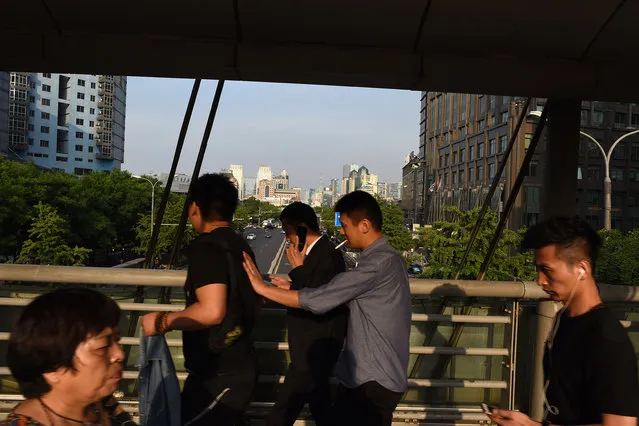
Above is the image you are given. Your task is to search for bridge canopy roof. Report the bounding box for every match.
[3,0,638,100]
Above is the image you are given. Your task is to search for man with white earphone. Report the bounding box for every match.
[488,216,639,426]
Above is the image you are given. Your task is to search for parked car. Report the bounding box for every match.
[408,263,423,276]
[246,233,257,241]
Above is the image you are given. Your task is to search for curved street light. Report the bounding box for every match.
[133,175,161,232]
[528,110,639,230]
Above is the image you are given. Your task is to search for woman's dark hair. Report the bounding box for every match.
[280,202,320,233]
[7,288,121,398]
[334,190,383,231]
[187,173,238,222]
[522,216,602,272]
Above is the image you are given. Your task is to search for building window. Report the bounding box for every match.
[468,167,474,183]
[27,138,33,145]
[444,173,449,185]
[89,121,94,127]
[77,105,85,113]
[88,159,94,163]
[452,172,457,185]
[76,118,84,126]
[502,96,511,104]
[479,96,487,114]
[445,153,450,167]
[501,111,508,123]
[529,161,539,177]
[42,84,51,92]
[56,156,68,162]
[40,140,49,148]
[28,95,35,103]
[460,95,467,122]
[90,108,95,114]
[587,166,601,181]
[469,145,475,161]
[613,144,626,160]
[75,157,83,162]
[77,92,85,100]
[611,168,624,181]
[479,119,486,130]
[632,114,639,128]
[88,146,94,153]
[41,126,49,133]
[27,124,34,131]
[75,145,83,152]
[90,95,96,102]
[42,73,51,78]
[581,109,589,125]
[477,165,484,181]
[460,148,465,162]
[78,79,86,87]
[631,143,639,161]
[42,98,50,106]
[41,112,50,119]
[499,135,508,152]
[489,138,496,155]
[488,163,496,179]
[612,192,624,209]
[28,109,35,117]
[525,134,533,149]
[76,131,83,138]
[452,151,458,165]
[629,169,639,182]
[592,111,604,126]
[91,82,96,89]
[88,134,94,140]
[478,142,485,158]
[459,168,465,184]
[614,112,627,129]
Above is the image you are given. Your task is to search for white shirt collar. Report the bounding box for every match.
[305,235,323,255]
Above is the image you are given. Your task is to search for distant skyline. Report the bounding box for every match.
[123,78,419,189]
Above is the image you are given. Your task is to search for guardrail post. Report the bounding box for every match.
[530,300,558,421]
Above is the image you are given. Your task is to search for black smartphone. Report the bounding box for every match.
[296,226,308,252]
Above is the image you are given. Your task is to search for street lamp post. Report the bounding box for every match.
[133,175,161,232]
[578,129,639,230]
[527,110,639,230]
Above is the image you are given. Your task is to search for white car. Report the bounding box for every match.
[246,233,257,241]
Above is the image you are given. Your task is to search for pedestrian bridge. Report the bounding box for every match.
[2,0,639,101]
[0,263,638,425]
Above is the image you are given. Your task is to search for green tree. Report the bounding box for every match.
[314,206,339,235]
[376,196,414,252]
[134,193,197,261]
[597,229,639,285]
[417,206,535,281]
[16,202,91,266]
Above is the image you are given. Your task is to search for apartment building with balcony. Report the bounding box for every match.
[7,72,126,174]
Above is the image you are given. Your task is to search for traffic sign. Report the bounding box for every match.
[335,212,341,227]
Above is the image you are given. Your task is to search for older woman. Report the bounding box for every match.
[1,288,135,425]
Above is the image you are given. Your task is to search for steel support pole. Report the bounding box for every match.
[530,98,581,421]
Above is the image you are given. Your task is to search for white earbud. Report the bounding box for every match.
[578,268,585,280]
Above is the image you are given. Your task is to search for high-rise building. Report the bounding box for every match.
[418,91,639,232]
[342,163,359,179]
[154,172,190,193]
[244,177,257,197]
[7,72,126,174]
[0,72,9,158]
[257,164,272,183]
[377,182,389,199]
[229,164,244,199]
[389,182,401,200]
[330,178,341,197]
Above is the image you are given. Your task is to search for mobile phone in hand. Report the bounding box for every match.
[296,226,307,252]
[481,403,497,413]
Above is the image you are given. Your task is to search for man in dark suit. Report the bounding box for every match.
[266,202,347,426]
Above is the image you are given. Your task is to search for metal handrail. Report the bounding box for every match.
[3,264,639,301]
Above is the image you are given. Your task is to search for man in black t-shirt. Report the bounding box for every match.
[142,173,261,426]
[489,216,638,426]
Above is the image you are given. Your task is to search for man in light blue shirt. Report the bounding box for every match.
[243,191,411,426]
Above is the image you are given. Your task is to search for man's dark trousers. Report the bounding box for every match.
[267,236,347,426]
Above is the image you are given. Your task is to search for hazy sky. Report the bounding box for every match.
[123,78,420,190]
